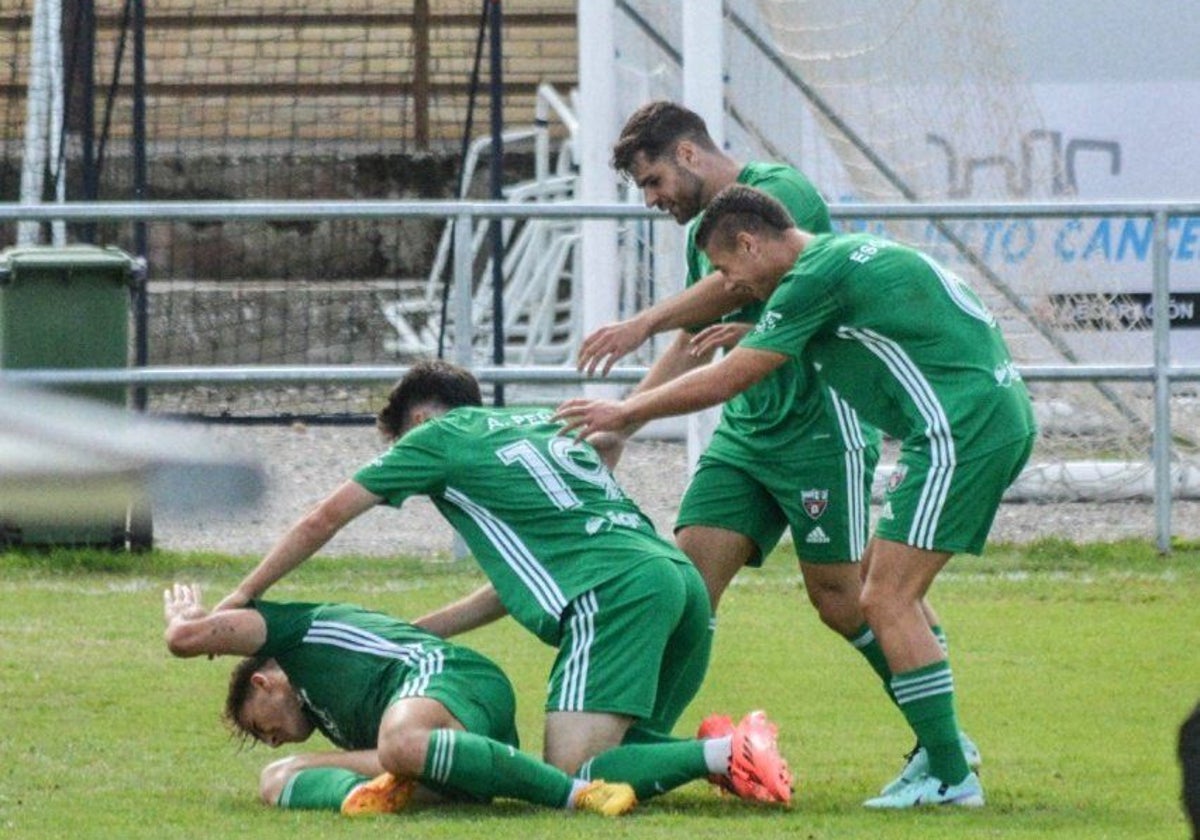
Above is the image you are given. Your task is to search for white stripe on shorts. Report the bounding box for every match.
[557,590,598,712]
[837,326,956,549]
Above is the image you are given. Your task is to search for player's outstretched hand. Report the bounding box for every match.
[689,322,751,358]
[163,582,207,624]
[554,399,629,439]
[577,319,649,378]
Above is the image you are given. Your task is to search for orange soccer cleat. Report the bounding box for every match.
[727,710,793,805]
[340,772,416,816]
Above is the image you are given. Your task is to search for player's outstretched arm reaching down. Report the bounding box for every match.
[577,272,752,378]
[412,583,507,638]
[557,345,785,439]
[213,480,381,612]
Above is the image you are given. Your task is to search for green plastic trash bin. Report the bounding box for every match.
[0,244,150,549]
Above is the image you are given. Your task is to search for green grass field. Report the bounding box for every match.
[1,539,1196,839]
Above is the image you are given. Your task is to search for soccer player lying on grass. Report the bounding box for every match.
[208,360,792,808]
[555,184,1037,809]
[163,582,637,816]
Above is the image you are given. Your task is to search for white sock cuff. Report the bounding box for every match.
[566,778,590,809]
[702,735,733,776]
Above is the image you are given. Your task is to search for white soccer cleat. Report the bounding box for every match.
[863,770,984,809]
[878,731,981,796]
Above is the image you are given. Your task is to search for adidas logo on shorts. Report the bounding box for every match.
[805,526,830,544]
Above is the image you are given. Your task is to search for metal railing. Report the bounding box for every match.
[3,198,1199,551]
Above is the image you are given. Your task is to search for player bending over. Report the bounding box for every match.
[192,361,791,808]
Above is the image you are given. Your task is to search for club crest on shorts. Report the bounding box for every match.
[801,488,829,520]
[887,465,908,493]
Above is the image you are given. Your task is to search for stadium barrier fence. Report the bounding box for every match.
[2,197,1198,552]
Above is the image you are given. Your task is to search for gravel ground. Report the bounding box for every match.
[154,423,1200,558]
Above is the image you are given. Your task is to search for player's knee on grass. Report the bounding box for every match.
[259,757,299,806]
[377,697,463,778]
[543,711,633,775]
[377,724,436,778]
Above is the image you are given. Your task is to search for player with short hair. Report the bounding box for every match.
[211,360,793,807]
[557,183,1038,809]
[582,100,974,791]
[163,583,637,816]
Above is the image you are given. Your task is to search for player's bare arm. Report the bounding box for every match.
[633,330,715,393]
[577,272,752,377]
[216,480,382,610]
[163,582,267,657]
[413,583,508,639]
[576,330,718,469]
[263,750,385,782]
[556,346,786,438]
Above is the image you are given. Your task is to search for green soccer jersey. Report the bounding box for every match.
[740,233,1037,455]
[684,162,878,464]
[353,407,691,646]
[252,600,477,750]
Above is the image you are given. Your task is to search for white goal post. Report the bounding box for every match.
[18,0,67,247]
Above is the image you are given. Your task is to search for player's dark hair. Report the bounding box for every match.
[224,655,270,748]
[694,184,795,253]
[377,359,483,439]
[611,100,718,176]
[1182,702,1200,837]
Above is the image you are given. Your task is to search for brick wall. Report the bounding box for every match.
[0,1,579,283]
[1,0,579,150]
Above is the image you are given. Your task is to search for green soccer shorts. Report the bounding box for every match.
[545,556,711,733]
[675,445,879,565]
[388,645,520,748]
[875,432,1035,555]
